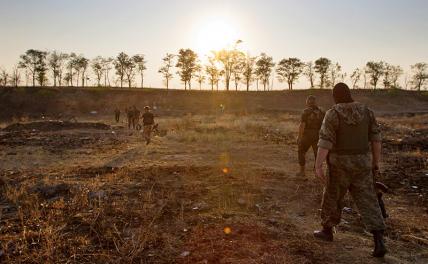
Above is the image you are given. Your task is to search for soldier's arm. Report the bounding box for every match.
[368,109,382,168]
[317,109,339,150]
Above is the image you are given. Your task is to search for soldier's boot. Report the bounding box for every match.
[296,166,306,177]
[372,230,387,258]
[313,227,333,242]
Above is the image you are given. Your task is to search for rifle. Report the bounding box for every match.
[373,167,389,219]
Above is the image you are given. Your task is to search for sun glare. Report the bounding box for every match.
[195,18,239,56]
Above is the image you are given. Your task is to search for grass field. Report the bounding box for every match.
[0,88,428,263]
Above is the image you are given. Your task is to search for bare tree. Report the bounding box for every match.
[102,57,113,87]
[232,53,245,91]
[314,57,331,89]
[255,53,275,91]
[411,62,428,91]
[276,57,304,90]
[350,68,362,88]
[194,62,206,90]
[0,68,8,86]
[366,61,385,89]
[329,62,342,88]
[158,53,175,89]
[10,65,21,87]
[304,61,315,89]
[176,49,198,90]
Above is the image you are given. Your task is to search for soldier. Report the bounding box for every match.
[126,107,133,129]
[114,107,120,123]
[313,83,387,258]
[296,95,324,177]
[133,106,141,130]
[142,106,155,145]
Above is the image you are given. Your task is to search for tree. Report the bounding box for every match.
[366,61,385,89]
[314,57,331,89]
[329,62,342,88]
[48,51,68,87]
[102,57,113,87]
[242,55,257,91]
[205,57,221,91]
[304,62,315,89]
[66,53,77,86]
[19,49,48,87]
[114,52,129,88]
[10,65,21,87]
[411,62,428,91]
[91,56,104,86]
[214,47,245,91]
[77,56,89,87]
[176,49,198,90]
[276,57,304,90]
[255,53,275,91]
[231,53,245,91]
[383,64,403,89]
[194,62,206,90]
[133,54,147,88]
[350,68,362,88]
[0,68,8,86]
[158,53,174,89]
[124,56,137,88]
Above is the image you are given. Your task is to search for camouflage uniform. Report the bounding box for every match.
[318,102,385,232]
[299,106,324,167]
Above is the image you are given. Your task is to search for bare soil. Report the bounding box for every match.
[0,110,427,264]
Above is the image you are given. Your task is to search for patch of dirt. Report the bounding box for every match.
[2,121,111,132]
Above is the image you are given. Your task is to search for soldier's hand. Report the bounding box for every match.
[315,165,327,185]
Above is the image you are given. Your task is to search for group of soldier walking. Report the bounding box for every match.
[114,105,155,145]
[111,83,388,258]
[298,83,387,258]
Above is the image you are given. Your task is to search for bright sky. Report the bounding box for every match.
[0,0,427,89]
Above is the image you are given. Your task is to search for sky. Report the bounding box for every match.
[0,0,427,89]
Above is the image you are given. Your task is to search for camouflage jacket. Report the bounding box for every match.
[318,102,381,151]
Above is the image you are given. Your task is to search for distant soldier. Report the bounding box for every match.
[296,95,324,177]
[114,107,120,123]
[133,106,141,130]
[314,83,387,258]
[126,107,133,129]
[142,106,155,145]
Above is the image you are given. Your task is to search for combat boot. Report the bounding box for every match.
[313,227,333,242]
[296,166,306,177]
[372,230,387,258]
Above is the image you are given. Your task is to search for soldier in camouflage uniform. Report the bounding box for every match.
[314,83,387,258]
[296,95,325,177]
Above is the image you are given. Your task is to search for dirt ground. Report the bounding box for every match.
[0,112,427,263]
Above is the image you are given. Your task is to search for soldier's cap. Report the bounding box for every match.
[144,106,150,110]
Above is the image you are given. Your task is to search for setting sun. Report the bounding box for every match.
[195,18,240,56]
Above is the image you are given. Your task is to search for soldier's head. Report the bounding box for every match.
[306,95,317,107]
[144,106,150,112]
[333,83,354,104]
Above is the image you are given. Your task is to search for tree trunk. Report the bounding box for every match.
[32,72,36,87]
[166,78,169,90]
[141,73,144,88]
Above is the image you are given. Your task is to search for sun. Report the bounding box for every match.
[195,18,239,56]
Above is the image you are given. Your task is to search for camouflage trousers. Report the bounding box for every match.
[321,153,385,231]
[298,135,318,167]
[143,125,153,142]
